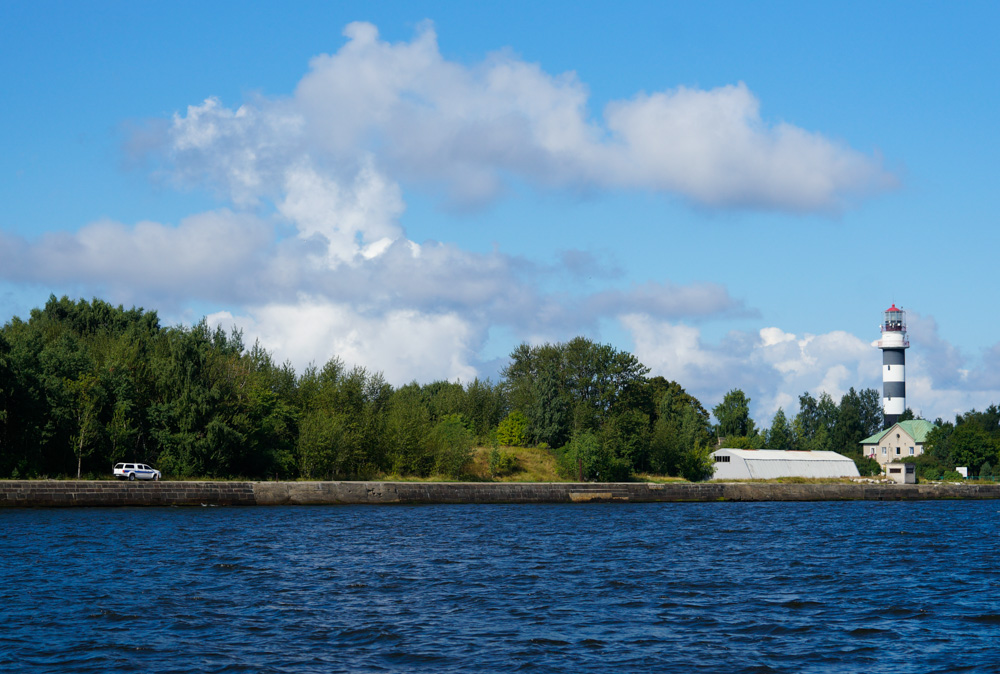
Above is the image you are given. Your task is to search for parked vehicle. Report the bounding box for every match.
[113,463,161,481]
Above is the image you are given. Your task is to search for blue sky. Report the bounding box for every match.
[2,1,999,425]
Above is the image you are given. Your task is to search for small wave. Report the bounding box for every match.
[848,627,888,637]
[87,609,141,622]
[964,614,1000,624]
[778,599,823,609]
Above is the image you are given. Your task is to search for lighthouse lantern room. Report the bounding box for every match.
[877,304,909,429]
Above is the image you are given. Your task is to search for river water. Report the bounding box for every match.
[2,501,999,673]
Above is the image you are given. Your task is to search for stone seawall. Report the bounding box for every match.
[0,481,256,508]
[4,480,1000,507]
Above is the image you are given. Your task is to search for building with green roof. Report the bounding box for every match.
[860,419,937,466]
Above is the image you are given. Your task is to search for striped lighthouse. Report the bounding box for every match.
[877,304,909,429]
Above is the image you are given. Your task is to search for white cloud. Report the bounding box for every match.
[602,84,895,210]
[208,297,480,385]
[160,21,894,212]
[277,159,405,265]
[0,210,276,305]
[626,315,880,423]
[585,281,751,321]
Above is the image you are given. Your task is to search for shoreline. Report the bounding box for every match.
[4,480,1000,507]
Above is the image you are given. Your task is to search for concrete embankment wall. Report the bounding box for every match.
[4,480,1000,507]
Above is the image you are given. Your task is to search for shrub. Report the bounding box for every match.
[677,443,714,482]
[496,411,528,447]
[921,467,941,481]
[853,455,882,477]
[488,447,518,477]
[558,431,631,482]
[942,470,964,482]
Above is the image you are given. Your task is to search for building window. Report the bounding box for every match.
[714,455,730,463]
[882,447,887,455]
[909,447,914,455]
[896,447,901,455]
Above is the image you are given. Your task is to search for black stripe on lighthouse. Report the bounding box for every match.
[884,381,905,398]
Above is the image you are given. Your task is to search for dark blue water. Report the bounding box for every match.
[3,501,1000,673]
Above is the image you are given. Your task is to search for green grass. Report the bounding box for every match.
[466,445,565,482]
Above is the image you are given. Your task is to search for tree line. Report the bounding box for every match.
[917,407,1000,480]
[1,296,992,482]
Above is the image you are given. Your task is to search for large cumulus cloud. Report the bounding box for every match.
[166,21,895,212]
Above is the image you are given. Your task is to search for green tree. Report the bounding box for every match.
[65,372,104,478]
[832,388,865,454]
[793,391,837,452]
[461,378,509,442]
[0,331,14,473]
[649,386,713,476]
[725,434,766,449]
[677,442,714,482]
[816,393,839,448]
[713,389,756,439]
[298,409,349,479]
[385,385,434,476]
[858,388,883,438]
[561,430,630,482]
[946,423,998,472]
[599,408,650,475]
[793,392,820,448]
[980,461,993,479]
[767,408,793,450]
[502,337,649,448]
[503,343,571,447]
[957,405,1000,437]
[429,414,474,478]
[496,410,528,447]
[924,421,955,466]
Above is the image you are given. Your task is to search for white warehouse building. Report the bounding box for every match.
[711,449,861,480]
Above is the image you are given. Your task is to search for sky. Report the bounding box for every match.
[2,0,999,426]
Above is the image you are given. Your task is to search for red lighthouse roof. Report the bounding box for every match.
[885,304,902,312]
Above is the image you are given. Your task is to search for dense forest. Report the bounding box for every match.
[0,297,994,481]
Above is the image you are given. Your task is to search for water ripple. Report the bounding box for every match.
[4,501,1000,672]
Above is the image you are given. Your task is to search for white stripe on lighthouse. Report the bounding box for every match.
[883,396,905,415]
[882,364,905,383]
